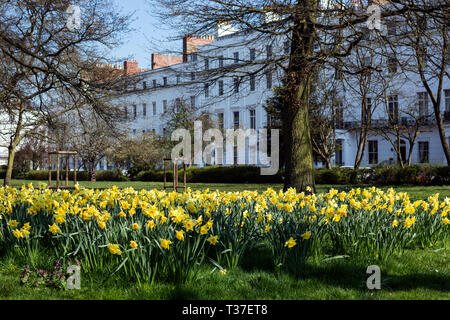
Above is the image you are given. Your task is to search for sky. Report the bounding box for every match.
[107,0,179,69]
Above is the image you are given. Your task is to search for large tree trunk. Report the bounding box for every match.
[4,110,23,187]
[4,145,16,187]
[282,0,317,193]
[283,82,316,192]
[87,160,96,182]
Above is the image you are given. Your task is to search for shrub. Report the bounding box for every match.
[135,170,171,182]
[0,167,21,179]
[316,168,349,184]
[431,166,450,185]
[95,170,127,182]
[8,165,450,186]
[134,166,283,184]
[25,170,125,182]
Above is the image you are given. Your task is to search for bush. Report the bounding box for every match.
[0,167,21,179]
[7,165,450,186]
[315,168,349,184]
[25,170,125,182]
[135,166,284,184]
[132,165,450,186]
[95,170,128,182]
[431,166,450,185]
[135,170,171,182]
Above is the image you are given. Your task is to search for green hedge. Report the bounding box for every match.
[135,165,283,184]
[23,170,127,182]
[135,165,449,186]
[3,165,449,186]
[0,169,21,179]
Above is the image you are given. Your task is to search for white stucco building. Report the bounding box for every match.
[116,17,450,170]
[2,5,449,172]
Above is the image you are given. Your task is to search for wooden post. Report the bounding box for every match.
[48,154,52,187]
[173,162,177,191]
[65,156,69,187]
[74,155,77,185]
[164,159,167,189]
[56,153,60,189]
[183,163,187,192]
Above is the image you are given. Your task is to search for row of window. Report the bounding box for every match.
[334,90,450,129]
[126,89,449,124]
[206,72,273,97]
[190,43,287,65]
[125,98,182,119]
[129,109,260,137]
[335,139,433,166]
[368,140,430,164]
[139,43,285,91]
[139,69,274,98]
[216,109,257,130]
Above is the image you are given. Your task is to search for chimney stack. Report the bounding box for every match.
[124,60,140,75]
[182,35,215,63]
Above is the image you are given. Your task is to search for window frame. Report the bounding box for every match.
[368,140,378,165]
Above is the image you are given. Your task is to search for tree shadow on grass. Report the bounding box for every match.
[238,245,449,294]
[239,244,275,273]
[168,285,200,300]
[288,260,450,293]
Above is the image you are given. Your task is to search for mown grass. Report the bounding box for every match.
[2,179,450,201]
[0,240,448,300]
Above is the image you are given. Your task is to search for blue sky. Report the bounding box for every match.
[108,0,179,69]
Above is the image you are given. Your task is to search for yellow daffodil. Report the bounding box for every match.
[108,244,121,255]
[160,239,172,250]
[207,235,218,245]
[175,230,185,241]
[200,225,209,235]
[8,220,19,228]
[301,231,311,240]
[129,241,138,249]
[284,237,296,248]
[118,211,126,218]
[48,223,61,235]
[12,229,23,239]
[131,223,140,230]
[147,220,156,229]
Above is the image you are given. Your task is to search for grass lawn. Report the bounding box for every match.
[2,179,450,200]
[0,241,448,300]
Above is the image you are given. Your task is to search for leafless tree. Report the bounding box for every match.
[150,0,447,192]
[161,97,215,165]
[13,133,48,172]
[0,0,135,186]
[391,4,450,164]
[110,132,167,173]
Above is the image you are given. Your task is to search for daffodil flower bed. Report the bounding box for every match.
[0,184,448,283]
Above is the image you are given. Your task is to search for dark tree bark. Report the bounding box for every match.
[283,1,317,192]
